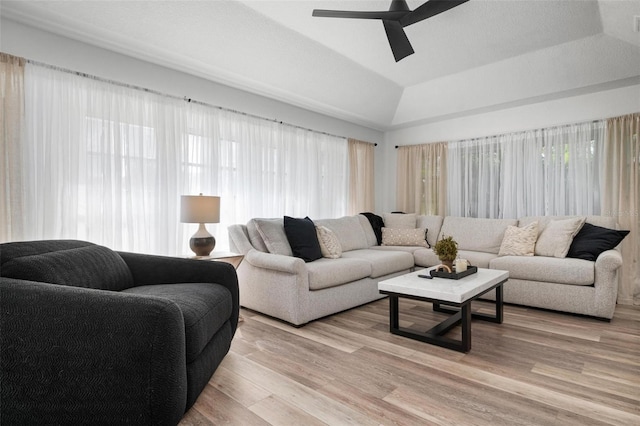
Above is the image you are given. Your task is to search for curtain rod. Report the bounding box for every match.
[393,119,605,149]
[26,59,359,142]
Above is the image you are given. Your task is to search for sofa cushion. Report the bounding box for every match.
[314,216,370,252]
[498,221,538,257]
[381,228,428,247]
[0,239,95,264]
[342,249,414,278]
[490,256,594,286]
[2,245,134,291]
[245,220,270,253]
[413,248,440,267]
[247,218,292,256]
[439,216,518,254]
[383,213,416,229]
[123,283,232,362]
[372,245,424,254]
[567,223,629,261]
[413,249,498,269]
[519,215,617,230]
[306,258,372,290]
[457,250,499,269]
[315,225,342,259]
[416,215,444,247]
[535,217,585,258]
[284,216,322,262]
[357,214,379,247]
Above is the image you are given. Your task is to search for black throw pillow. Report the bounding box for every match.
[567,223,630,261]
[283,216,322,262]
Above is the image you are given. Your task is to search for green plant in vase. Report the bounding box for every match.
[433,235,458,272]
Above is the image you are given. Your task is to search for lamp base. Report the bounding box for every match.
[189,223,216,256]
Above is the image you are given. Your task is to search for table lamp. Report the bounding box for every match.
[180,194,220,256]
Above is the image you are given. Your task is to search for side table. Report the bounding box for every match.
[188,252,244,269]
[187,251,245,321]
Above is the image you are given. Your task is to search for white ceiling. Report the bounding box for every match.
[2,0,639,130]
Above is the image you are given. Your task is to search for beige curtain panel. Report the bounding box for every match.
[348,138,375,215]
[396,142,447,215]
[0,53,26,242]
[603,113,640,305]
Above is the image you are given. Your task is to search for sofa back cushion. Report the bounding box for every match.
[519,215,617,230]
[228,224,255,255]
[416,215,444,248]
[383,213,416,228]
[1,243,134,291]
[439,216,518,254]
[246,218,293,256]
[1,239,94,264]
[314,216,370,252]
[357,215,379,247]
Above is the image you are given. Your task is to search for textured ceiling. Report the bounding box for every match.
[1,0,639,130]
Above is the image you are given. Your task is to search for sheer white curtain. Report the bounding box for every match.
[541,122,603,216]
[448,121,604,219]
[19,64,349,255]
[216,109,348,222]
[23,65,188,254]
[448,137,502,218]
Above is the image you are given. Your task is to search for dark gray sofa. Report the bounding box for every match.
[0,240,239,425]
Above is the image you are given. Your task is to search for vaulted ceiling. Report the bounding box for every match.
[2,0,639,130]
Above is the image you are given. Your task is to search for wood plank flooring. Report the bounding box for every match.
[180,299,640,425]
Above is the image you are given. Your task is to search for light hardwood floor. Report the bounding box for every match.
[180,299,640,426]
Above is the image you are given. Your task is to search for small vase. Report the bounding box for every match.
[440,259,454,271]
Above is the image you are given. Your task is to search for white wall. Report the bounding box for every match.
[0,18,383,145]
[378,84,640,212]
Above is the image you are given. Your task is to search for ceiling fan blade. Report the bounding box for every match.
[312,10,407,20]
[400,0,470,27]
[383,20,414,62]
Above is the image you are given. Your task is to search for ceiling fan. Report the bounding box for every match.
[312,0,470,62]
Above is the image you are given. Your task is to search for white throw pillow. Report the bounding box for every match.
[381,227,428,247]
[383,213,416,229]
[498,221,538,256]
[535,217,586,258]
[315,226,342,259]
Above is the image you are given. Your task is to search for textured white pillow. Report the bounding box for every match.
[498,221,538,256]
[381,227,428,247]
[315,226,342,259]
[535,217,586,258]
[383,213,416,229]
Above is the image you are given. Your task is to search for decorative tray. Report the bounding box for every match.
[430,266,478,280]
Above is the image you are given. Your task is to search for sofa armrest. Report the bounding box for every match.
[592,250,623,318]
[0,277,186,425]
[244,249,306,275]
[594,249,623,272]
[117,252,240,332]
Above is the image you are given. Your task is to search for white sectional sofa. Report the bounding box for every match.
[228,214,624,326]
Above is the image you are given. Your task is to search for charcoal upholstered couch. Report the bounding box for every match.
[228,214,624,326]
[0,240,239,425]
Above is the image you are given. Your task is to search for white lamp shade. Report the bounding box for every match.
[180,195,220,223]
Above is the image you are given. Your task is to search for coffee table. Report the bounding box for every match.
[378,267,509,352]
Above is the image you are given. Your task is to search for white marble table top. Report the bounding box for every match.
[378,267,509,304]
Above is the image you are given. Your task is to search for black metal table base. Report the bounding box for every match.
[383,282,504,353]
